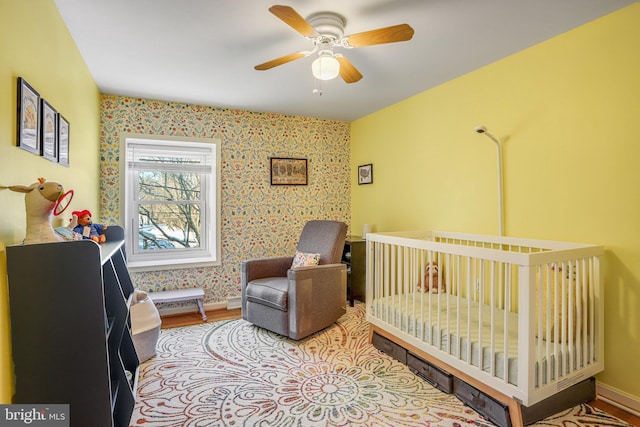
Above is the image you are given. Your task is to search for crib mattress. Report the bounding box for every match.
[370,293,578,387]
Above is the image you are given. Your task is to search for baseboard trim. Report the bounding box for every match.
[226,296,242,310]
[597,383,640,418]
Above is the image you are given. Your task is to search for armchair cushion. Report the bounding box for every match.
[245,277,288,311]
[297,221,346,264]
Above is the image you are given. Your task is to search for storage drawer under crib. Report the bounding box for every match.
[453,377,511,427]
[407,353,453,393]
[520,377,595,425]
[372,332,407,364]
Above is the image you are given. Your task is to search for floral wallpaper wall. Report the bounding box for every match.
[100,95,351,304]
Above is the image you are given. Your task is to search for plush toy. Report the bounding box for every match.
[417,261,446,293]
[70,209,108,243]
[1,178,72,244]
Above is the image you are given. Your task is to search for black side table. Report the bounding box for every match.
[342,236,366,306]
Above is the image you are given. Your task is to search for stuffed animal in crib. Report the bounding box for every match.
[1,178,74,244]
[70,209,107,243]
[417,262,446,293]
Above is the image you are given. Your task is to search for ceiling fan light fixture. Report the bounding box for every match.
[257,6,414,84]
[312,55,340,80]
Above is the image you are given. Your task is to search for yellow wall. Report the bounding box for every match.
[0,0,101,402]
[352,4,640,399]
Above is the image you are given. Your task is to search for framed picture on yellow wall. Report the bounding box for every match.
[358,163,373,185]
[17,77,41,155]
[58,114,70,167]
[41,99,58,162]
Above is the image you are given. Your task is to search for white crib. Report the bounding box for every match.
[365,230,604,427]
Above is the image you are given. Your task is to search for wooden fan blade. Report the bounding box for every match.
[269,5,319,38]
[255,52,307,70]
[336,56,363,84]
[344,24,414,47]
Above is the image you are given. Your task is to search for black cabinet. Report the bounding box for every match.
[342,237,366,306]
[6,226,139,427]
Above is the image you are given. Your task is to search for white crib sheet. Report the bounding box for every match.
[370,293,580,387]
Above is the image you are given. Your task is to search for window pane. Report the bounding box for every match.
[138,202,201,250]
[138,171,201,202]
[125,136,220,268]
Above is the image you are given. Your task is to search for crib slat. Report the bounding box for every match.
[455,254,462,359]
[503,262,511,384]
[466,258,472,365]
[490,260,496,378]
[477,260,484,370]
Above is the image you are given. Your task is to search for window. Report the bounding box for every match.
[124,136,220,269]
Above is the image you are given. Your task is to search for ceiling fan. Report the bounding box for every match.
[254,5,415,84]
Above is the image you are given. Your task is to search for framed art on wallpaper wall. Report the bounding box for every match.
[17,77,41,154]
[58,114,70,166]
[270,157,308,185]
[41,99,58,161]
[358,163,373,185]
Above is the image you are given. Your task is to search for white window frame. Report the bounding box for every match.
[123,134,221,270]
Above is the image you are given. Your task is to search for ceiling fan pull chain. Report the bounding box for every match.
[313,78,323,96]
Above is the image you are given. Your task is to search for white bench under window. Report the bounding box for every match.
[147,288,207,322]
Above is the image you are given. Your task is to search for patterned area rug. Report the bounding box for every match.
[131,303,629,426]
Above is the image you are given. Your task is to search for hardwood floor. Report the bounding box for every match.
[590,399,640,426]
[159,308,640,426]
[160,307,241,329]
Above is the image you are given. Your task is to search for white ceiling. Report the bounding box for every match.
[53,0,636,122]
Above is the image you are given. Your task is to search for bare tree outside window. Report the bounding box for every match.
[137,169,202,250]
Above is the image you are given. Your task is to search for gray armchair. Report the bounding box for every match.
[241,220,348,340]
